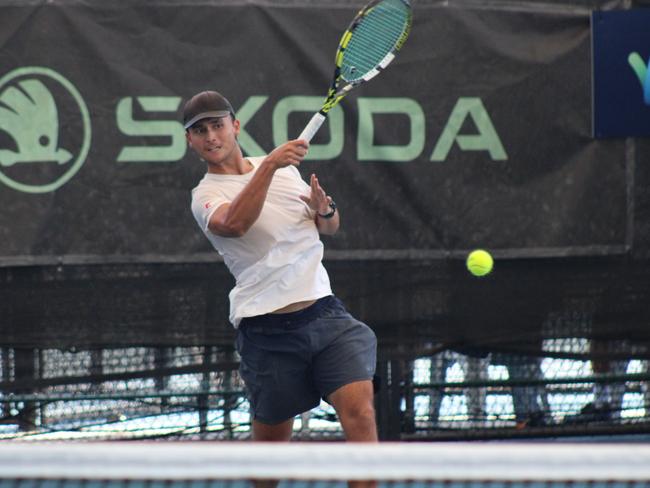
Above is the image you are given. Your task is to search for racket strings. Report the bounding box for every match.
[340,2,410,81]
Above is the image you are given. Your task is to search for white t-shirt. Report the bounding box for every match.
[191,156,332,327]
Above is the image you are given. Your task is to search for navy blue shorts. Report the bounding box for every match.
[236,295,377,425]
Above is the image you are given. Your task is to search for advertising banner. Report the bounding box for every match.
[0,3,630,264]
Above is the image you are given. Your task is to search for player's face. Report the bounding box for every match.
[186,116,240,165]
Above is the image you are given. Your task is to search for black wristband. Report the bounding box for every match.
[318,200,337,219]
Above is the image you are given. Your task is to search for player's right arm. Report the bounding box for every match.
[208,140,308,237]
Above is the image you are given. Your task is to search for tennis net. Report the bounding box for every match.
[0,442,649,487]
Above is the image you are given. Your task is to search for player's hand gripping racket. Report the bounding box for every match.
[298,0,412,142]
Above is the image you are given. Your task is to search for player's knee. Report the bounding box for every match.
[340,400,376,423]
[252,418,293,441]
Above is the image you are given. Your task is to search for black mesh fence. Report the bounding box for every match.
[1,257,650,441]
[0,342,648,440]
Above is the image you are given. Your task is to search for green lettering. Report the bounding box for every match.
[116,97,185,162]
[431,98,507,162]
[357,97,425,161]
[237,96,268,157]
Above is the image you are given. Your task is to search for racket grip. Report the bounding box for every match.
[298,113,326,143]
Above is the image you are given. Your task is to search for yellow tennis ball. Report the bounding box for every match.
[466,249,493,277]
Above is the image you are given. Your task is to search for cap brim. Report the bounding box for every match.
[183,110,231,129]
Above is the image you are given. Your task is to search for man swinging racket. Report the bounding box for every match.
[185,90,378,443]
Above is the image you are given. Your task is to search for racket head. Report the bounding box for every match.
[337,0,412,85]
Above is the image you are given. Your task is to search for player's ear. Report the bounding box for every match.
[233,117,240,136]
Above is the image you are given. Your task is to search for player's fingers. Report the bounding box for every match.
[313,178,327,199]
[293,138,310,150]
[292,148,307,163]
[281,141,307,156]
[286,141,308,159]
[314,175,327,194]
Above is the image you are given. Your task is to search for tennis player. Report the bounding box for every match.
[184,90,378,443]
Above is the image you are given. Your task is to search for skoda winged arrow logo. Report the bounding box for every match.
[628,52,650,105]
[0,79,73,167]
[0,67,91,193]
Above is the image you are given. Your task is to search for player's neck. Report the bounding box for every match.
[206,152,252,176]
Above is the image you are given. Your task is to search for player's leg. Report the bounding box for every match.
[328,380,378,488]
[251,419,294,488]
[237,321,321,441]
[252,418,294,441]
[311,297,378,441]
[327,379,377,442]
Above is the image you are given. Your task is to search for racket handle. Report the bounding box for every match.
[298,113,326,143]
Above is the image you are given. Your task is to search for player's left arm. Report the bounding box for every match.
[299,173,340,235]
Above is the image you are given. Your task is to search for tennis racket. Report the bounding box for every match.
[298,0,412,142]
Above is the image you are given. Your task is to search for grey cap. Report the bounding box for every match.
[182,91,235,129]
